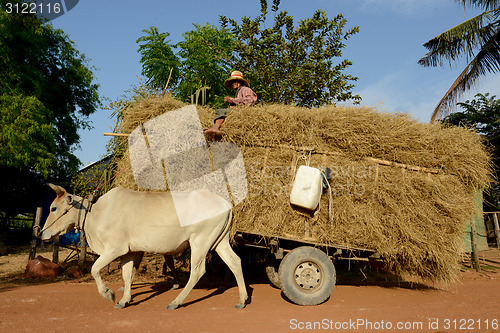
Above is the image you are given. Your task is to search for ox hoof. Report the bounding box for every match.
[114,302,126,309]
[166,303,179,310]
[103,289,115,302]
[235,302,246,309]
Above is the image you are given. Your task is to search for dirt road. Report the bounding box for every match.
[1,268,499,333]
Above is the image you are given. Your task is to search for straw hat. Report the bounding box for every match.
[224,71,250,89]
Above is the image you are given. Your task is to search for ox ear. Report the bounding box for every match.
[47,183,66,197]
[66,195,73,205]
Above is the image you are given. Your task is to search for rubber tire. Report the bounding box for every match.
[265,259,282,289]
[279,246,336,306]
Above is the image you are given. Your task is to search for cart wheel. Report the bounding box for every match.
[279,246,336,306]
[265,258,282,289]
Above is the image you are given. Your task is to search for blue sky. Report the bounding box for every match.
[49,0,499,167]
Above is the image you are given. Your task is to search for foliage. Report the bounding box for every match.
[175,23,236,106]
[137,24,236,106]
[442,92,500,208]
[71,157,115,198]
[444,92,500,161]
[0,2,101,179]
[0,94,56,176]
[220,0,361,107]
[0,2,100,222]
[419,0,500,122]
[136,27,180,91]
[136,1,360,107]
[73,86,159,199]
[105,83,162,159]
[0,166,46,218]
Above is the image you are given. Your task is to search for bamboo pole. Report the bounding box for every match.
[103,132,130,137]
[246,143,442,174]
[364,156,441,174]
[260,147,271,181]
[162,68,174,96]
[289,151,297,183]
[102,134,443,174]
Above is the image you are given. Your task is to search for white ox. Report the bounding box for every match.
[40,184,248,310]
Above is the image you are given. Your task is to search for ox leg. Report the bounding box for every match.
[166,248,207,310]
[115,252,142,309]
[91,251,123,303]
[215,236,248,309]
[118,252,144,292]
[163,255,180,290]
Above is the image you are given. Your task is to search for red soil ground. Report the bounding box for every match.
[1,247,499,333]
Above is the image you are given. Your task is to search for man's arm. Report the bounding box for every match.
[229,86,257,105]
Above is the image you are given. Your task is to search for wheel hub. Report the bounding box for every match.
[294,261,322,290]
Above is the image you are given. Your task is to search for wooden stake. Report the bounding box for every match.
[28,207,42,261]
[52,237,59,264]
[260,147,271,181]
[78,230,87,271]
[289,151,297,184]
[493,213,500,249]
[470,219,481,272]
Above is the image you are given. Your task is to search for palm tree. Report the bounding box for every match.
[419,0,500,123]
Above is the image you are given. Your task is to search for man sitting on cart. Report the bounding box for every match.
[203,71,257,136]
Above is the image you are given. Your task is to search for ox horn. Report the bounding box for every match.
[47,183,65,196]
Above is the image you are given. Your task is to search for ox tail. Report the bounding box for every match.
[210,208,233,251]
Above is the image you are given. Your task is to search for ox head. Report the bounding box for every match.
[40,184,81,241]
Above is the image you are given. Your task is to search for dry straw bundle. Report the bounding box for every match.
[113,95,491,281]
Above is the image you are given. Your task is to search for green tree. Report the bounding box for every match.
[136,24,236,106]
[443,93,500,208]
[176,23,236,106]
[0,2,100,224]
[0,95,56,175]
[444,93,500,162]
[220,0,361,107]
[419,0,500,122]
[0,3,101,179]
[136,26,180,91]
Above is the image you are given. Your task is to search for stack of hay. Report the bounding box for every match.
[112,95,491,281]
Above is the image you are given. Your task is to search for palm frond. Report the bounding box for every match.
[419,10,498,67]
[454,0,500,11]
[430,27,500,122]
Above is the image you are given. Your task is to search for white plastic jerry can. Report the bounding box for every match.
[290,165,323,210]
